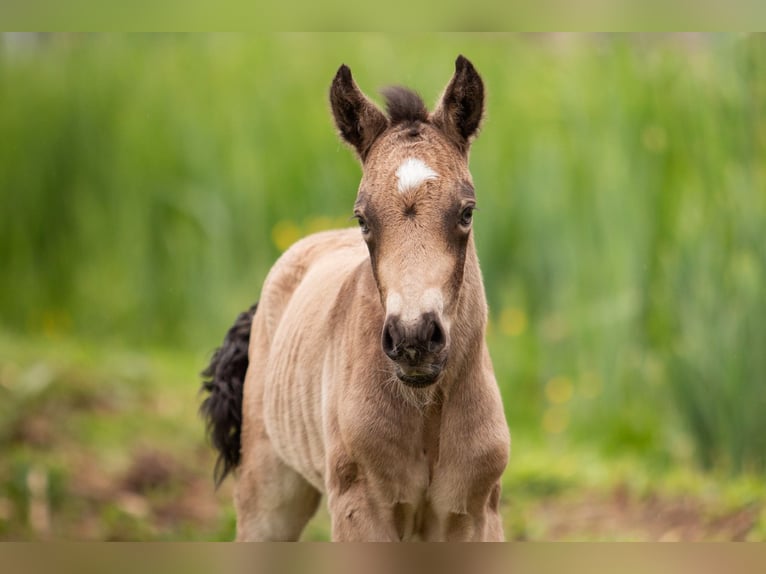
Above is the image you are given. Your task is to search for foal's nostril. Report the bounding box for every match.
[382,319,400,360]
[428,320,446,352]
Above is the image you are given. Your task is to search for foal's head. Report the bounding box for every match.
[330,56,485,388]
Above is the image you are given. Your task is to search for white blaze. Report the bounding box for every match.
[396,157,438,194]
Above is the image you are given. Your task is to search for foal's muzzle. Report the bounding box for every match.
[381,312,447,387]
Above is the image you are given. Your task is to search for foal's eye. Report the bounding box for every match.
[459,206,475,227]
[355,215,369,234]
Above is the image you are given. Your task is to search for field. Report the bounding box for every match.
[1,33,765,540]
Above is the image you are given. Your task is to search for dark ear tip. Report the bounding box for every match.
[335,64,353,84]
[455,55,474,72]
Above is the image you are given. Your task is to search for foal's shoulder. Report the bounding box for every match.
[265,227,365,290]
[279,228,364,268]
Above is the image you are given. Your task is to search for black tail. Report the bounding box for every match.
[200,303,258,486]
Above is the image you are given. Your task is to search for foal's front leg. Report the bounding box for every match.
[328,489,398,541]
[421,481,505,542]
[326,458,401,541]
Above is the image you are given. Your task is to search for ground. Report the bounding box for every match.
[1,332,764,541]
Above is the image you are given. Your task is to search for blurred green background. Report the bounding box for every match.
[1,33,765,540]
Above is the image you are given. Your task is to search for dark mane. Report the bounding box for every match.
[381,86,429,125]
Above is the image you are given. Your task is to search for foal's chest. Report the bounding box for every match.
[338,395,461,535]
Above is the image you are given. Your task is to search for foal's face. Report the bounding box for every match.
[353,126,475,386]
[330,56,485,387]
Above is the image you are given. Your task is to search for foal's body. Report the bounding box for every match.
[202,56,510,541]
[237,228,508,540]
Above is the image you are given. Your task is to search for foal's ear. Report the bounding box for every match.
[431,55,485,155]
[330,65,389,162]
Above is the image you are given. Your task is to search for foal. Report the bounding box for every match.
[201,56,510,541]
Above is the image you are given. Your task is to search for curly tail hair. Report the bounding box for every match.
[200,303,257,486]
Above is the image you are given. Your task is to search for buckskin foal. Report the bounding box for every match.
[201,55,510,541]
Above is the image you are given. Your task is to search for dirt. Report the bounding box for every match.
[525,485,760,541]
[51,447,229,540]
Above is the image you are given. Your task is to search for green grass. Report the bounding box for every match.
[1,34,766,537]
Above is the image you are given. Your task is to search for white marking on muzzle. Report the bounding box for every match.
[396,157,438,194]
[386,288,445,325]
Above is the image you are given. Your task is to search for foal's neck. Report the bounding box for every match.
[450,240,489,376]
